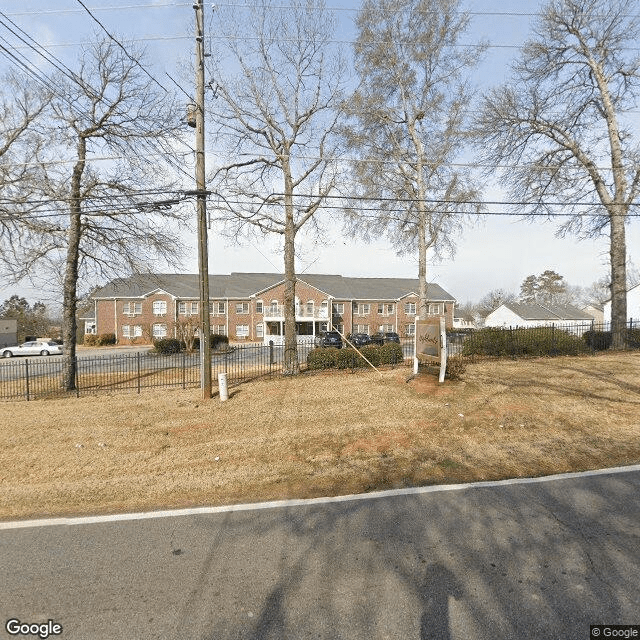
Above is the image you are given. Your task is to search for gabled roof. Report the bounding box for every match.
[502,301,594,321]
[91,273,456,302]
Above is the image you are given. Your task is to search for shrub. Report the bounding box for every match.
[306,347,340,370]
[84,334,99,346]
[307,343,405,371]
[445,357,466,380]
[211,334,230,350]
[583,330,612,351]
[191,334,231,352]
[96,333,116,346]
[378,342,405,365]
[153,338,182,354]
[463,326,587,358]
[626,328,640,349]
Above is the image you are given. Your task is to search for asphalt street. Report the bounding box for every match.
[1,467,639,640]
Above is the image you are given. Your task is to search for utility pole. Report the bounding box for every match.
[194,0,211,399]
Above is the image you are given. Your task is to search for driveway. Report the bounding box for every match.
[1,467,639,639]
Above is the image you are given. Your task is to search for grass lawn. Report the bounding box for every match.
[2,351,640,521]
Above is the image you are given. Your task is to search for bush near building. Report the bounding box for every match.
[84,333,117,347]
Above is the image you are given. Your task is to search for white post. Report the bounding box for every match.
[218,372,229,401]
[413,316,419,374]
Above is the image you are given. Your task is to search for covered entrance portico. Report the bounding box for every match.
[263,302,329,345]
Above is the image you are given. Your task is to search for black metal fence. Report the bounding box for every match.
[0,341,318,401]
[2,323,637,401]
[446,320,640,360]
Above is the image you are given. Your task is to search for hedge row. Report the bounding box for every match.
[583,328,640,350]
[307,343,405,370]
[462,326,589,358]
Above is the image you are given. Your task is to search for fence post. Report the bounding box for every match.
[24,358,30,401]
[182,351,186,389]
[137,352,141,394]
[75,355,80,398]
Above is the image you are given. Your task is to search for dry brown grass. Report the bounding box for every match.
[2,351,640,521]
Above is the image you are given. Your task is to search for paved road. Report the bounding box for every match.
[1,467,639,640]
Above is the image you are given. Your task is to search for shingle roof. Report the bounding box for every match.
[92,272,456,302]
[503,302,594,321]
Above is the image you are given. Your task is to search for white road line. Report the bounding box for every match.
[2,464,639,531]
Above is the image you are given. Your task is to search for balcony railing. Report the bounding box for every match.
[262,304,329,320]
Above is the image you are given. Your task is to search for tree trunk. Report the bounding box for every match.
[609,205,628,349]
[409,120,429,321]
[62,137,86,390]
[282,157,299,375]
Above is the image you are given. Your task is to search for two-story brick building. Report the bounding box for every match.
[89,273,456,344]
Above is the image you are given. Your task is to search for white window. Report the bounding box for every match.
[379,324,394,332]
[190,302,198,314]
[319,322,328,332]
[306,300,314,315]
[122,325,131,338]
[133,325,143,337]
[404,302,417,315]
[236,302,249,314]
[334,323,344,334]
[428,303,443,315]
[332,303,344,315]
[123,301,142,316]
[405,323,415,336]
[152,323,167,338]
[153,300,167,316]
[236,324,249,338]
[256,323,264,338]
[256,300,264,313]
[378,303,394,315]
[212,324,227,335]
[178,302,187,315]
[355,324,370,334]
[356,303,370,315]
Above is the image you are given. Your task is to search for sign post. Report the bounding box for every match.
[414,317,447,383]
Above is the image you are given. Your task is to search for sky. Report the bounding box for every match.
[1,0,638,308]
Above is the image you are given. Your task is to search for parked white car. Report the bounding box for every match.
[2,340,63,358]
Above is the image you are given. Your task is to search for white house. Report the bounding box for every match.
[603,283,640,324]
[485,302,595,331]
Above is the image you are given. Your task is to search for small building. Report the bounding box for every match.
[603,283,640,324]
[484,302,594,332]
[89,272,457,345]
[0,318,18,348]
[582,303,604,324]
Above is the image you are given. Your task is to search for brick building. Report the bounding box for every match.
[90,273,456,344]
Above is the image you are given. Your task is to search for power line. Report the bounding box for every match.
[74,0,169,93]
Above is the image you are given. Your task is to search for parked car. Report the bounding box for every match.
[347,333,371,347]
[314,331,343,349]
[370,332,401,346]
[1,340,64,358]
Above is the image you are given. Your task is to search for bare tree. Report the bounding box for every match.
[475,0,640,348]
[0,72,50,248]
[341,0,485,321]
[476,288,517,320]
[2,38,188,389]
[207,0,345,374]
